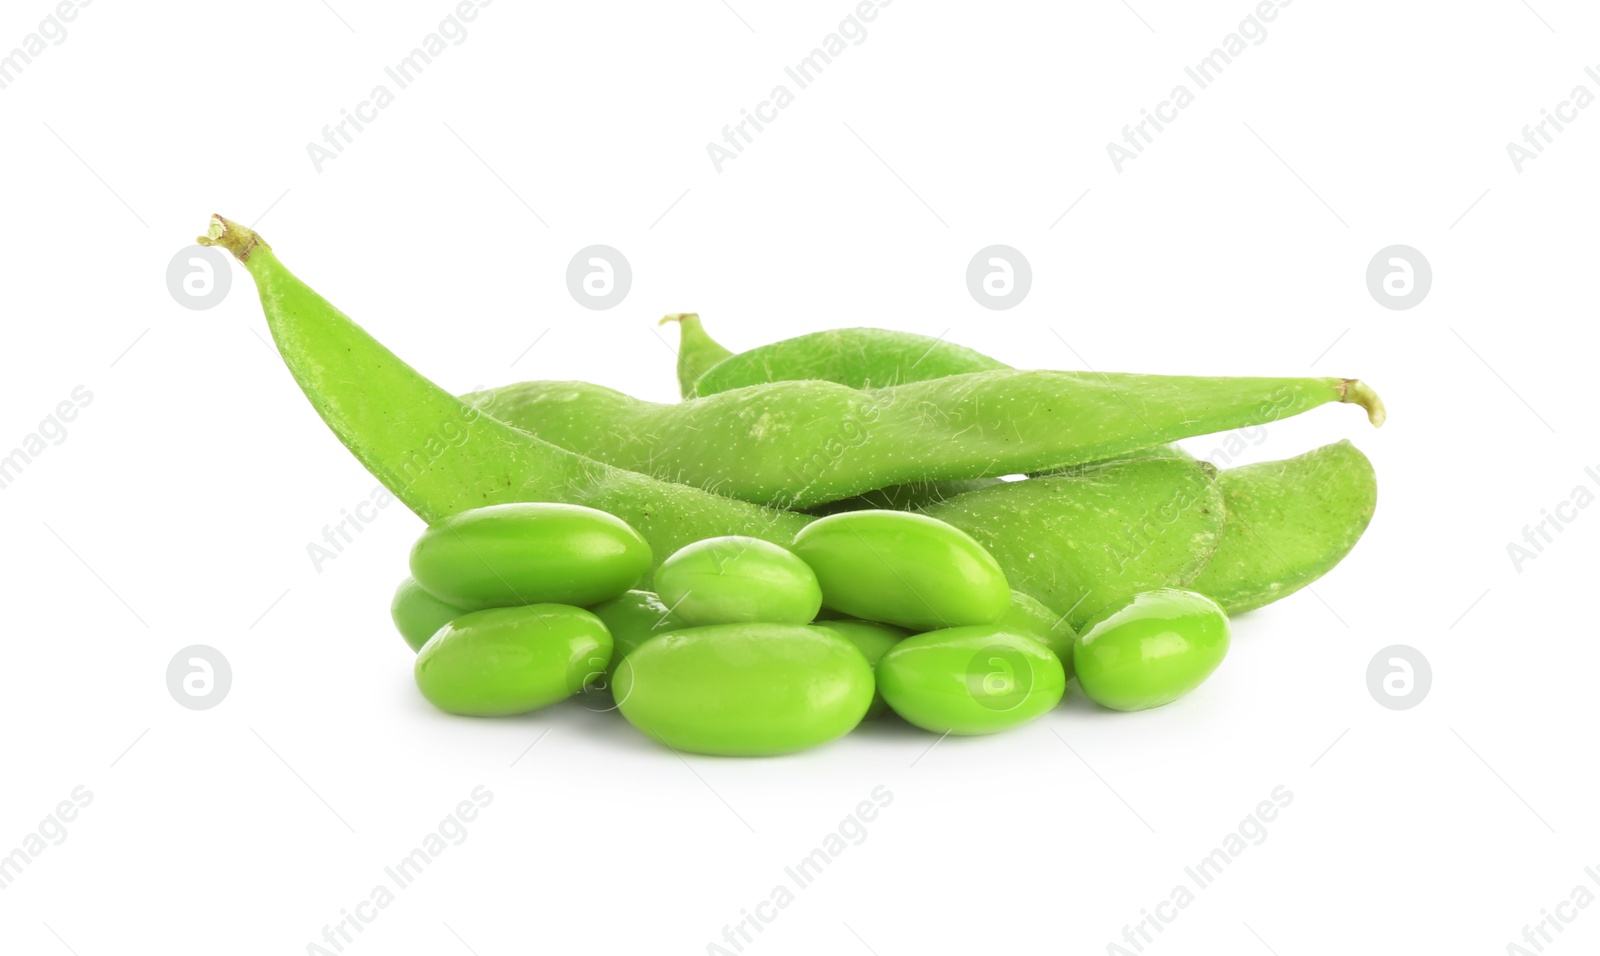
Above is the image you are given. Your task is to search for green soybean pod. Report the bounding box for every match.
[1190,440,1377,614]
[660,313,734,398]
[391,577,469,652]
[876,625,1065,735]
[654,536,822,626]
[467,373,1382,511]
[920,454,1224,631]
[691,327,1010,396]
[791,510,1010,631]
[998,591,1076,680]
[1074,589,1230,712]
[414,605,612,717]
[587,589,687,672]
[810,619,910,719]
[614,624,873,756]
[410,502,651,610]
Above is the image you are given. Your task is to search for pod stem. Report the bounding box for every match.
[197,214,266,262]
[660,313,734,398]
[1337,379,1386,427]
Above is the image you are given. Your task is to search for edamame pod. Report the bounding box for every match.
[660,313,732,398]
[876,625,1066,735]
[667,320,1006,510]
[1073,589,1230,712]
[654,536,822,626]
[414,605,612,716]
[689,327,1008,396]
[391,577,468,652]
[660,318,1380,617]
[410,503,651,610]
[921,454,1225,630]
[1189,440,1377,613]
[614,624,874,756]
[200,218,810,569]
[791,510,1012,631]
[469,372,1382,510]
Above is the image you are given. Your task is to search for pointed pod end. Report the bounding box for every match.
[658,312,699,328]
[197,215,266,262]
[1338,379,1386,427]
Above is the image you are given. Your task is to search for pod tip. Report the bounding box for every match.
[197,215,266,262]
[1338,379,1386,427]
[659,312,699,327]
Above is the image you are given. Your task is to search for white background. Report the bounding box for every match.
[2,1,1597,953]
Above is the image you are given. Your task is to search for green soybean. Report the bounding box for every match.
[410,502,652,610]
[587,589,686,671]
[876,625,1066,735]
[654,536,822,626]
[414,605,612,716]
[614,624,874,756]
[998,591,1076,679]
[1189,440,1377,613]
[469,372,1382,510]
[391,577,468,652]
[810,619,909,719]
[201,217,810,577]
[791,510,1011,631]
[1074,589,1230,712]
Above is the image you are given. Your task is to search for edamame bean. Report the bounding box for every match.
[654,536,821,626]
[876,625,1065,735]
[613,624,873,756]
[810,619,909,719]
[410,502,651,610]
[791,510,1010,631]
[587,589,686,672]
[1073,589,1230,712]
[414,605,612,716]
[390,577,468,652]
[998,591,1076,679]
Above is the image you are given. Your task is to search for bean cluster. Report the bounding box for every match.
[395,502,1229,756]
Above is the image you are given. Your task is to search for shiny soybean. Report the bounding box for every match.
[587,589,687,672]
[654,536,821,626]
[410,502,651,610]
[876,625,1065,735]
[414,605,612,716]
[998,591,1077,679]
[791,510,1011,631]
[391,577,468,652]
[1074,589,1230,712]
[614,624,873,756]
[810,619,910,719]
